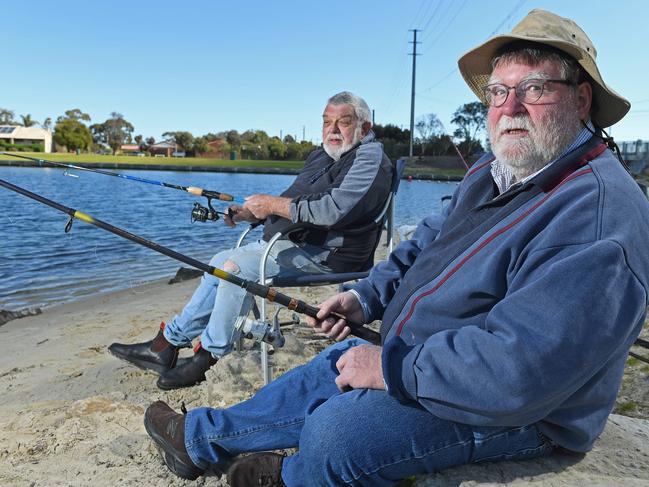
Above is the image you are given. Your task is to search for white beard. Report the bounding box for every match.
[323,124,364,160]
[489,102,582,181]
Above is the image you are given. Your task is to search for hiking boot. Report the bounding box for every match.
[156,344,218,390]
[108,322,180,375]
[144,401,206,480]
[226,452,286,487]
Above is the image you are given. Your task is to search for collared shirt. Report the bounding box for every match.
[490,120,595,194]
[349,121,597,324]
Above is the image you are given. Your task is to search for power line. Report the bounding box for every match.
[417,0,528,94]
[422,0,469,47]
[419,0,447,38]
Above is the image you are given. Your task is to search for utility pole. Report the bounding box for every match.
[372,109,375,125]
[408,29,421,158]
[302,125,305,141]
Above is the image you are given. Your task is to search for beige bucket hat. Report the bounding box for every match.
[458,9,630,128]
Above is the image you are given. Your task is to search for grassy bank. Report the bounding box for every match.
[0,152,306,170]
[0,151,467,179]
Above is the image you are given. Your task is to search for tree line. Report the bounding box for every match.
[0,101,488,161]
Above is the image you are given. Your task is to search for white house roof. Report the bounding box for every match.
[0,125,51,139]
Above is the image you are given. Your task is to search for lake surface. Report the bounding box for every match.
[0,167,457,310]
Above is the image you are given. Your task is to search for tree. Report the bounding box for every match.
[145,136,155,146]
[19,114,38,127]
[91,112,135,155]
[373,124,410,143]
[58,109,91,123]
[162,131,194,155]
[192,136,209,156]
[53,119,93,152]
[266,137,287,160]
[42,117,53,130]
[451,102,488,157]
[415,113,444,156]
[0,108,16,125]
[225,130,241,148]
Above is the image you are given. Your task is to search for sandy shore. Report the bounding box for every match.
[1,275,648,486]
[0,276,339,486]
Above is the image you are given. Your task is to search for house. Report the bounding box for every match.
[148,139,181,157]
[120,144,143,156]
[0,125,52,152]
[199,137,227,158]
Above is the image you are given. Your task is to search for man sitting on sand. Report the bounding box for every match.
[142,10,649,486]
[109,91,393,390]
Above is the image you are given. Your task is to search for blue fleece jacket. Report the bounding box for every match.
[353,136,649,452]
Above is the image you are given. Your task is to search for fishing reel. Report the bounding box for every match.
[234,309,300,348]
[191,196,221,223]
[191,197,233,223]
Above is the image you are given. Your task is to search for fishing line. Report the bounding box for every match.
[1,152,241,222]
[0,178,381,344]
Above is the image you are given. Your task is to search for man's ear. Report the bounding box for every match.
[576,82,593,121]
[361,121,372,137]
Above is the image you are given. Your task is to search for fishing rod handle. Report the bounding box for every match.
[190,187,236,201]
[300,303,381,345]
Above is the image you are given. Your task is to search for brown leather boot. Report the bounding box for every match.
[226,452,286,487]
[144,401,209,480]
[108,322,180,375]
[156,343,217,390]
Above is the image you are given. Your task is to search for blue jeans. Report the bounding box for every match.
[164,239,330,357]
[184,339,555,486]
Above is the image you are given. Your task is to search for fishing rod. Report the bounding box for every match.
[1,152,243,223]
[0,178,381,345]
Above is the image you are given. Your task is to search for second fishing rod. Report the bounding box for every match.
[1,152,241,223]
[0,177,381,345]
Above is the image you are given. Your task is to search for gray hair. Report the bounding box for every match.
[491,42,584,85]
[327,91,372,125]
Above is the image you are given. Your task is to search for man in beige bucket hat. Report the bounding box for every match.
[142,10,649,486]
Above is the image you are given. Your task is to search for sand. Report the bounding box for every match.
[1,277,648,487]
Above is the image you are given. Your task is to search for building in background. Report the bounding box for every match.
[620,140,649,175]
[0,126,52,152]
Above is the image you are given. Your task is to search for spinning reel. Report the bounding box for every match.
[191,197,232,223]
[234,309,301,348]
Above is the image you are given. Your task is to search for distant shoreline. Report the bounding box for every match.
[0,159,464,181]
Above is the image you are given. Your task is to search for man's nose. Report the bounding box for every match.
[499,90,527,117]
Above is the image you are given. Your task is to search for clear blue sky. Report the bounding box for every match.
[3,0,647,145]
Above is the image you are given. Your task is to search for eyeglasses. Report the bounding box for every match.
[483,78,575,108]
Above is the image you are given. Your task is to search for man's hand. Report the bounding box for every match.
[335,344,385,391]
[244,195,291,220]
[223,204,257,228]
[305,291,365,341]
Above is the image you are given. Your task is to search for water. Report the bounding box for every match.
[0,167,457,310]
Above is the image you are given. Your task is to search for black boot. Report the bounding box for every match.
[227,452,285,487]
[108,323,180,375]
[157,345,218,390]
[144,401,209,480]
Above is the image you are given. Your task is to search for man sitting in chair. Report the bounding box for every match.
[109,91,393,390]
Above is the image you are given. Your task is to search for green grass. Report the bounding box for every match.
[615,401,638,414]
[404,166,466,179]
[0,150,468,179]
[0,151,306,170]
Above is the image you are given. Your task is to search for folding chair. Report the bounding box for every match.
[234,158,406,383]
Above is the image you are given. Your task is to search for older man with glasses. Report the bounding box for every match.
[142,10,649,486]
[108,91,393,390]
